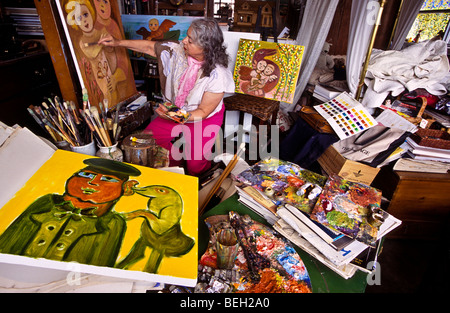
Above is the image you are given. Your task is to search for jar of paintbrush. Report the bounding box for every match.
[27,95,95,155]
[90,100,123,161]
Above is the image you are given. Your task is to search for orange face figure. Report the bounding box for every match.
[93,0,112,21]
[65,169,126,205]
[148,18,159,32]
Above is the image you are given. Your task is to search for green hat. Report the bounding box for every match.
[82,158,141,180]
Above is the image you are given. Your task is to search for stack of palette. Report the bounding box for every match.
[314,92,377,140]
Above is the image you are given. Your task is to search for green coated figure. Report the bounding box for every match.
[0,158,141,267]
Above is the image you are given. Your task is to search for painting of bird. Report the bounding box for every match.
[136,19,177,41]
[117,185,195,273]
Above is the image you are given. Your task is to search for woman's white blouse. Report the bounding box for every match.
[155,41,235,119]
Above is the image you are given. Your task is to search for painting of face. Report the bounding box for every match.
[93,0,111,20]
[65,169,125,204]
[264,64,275,76]
[148,18,159,31]
[256,60,267,72]
[76,5,94,33]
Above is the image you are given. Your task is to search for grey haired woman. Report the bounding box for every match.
[99,18,235,176]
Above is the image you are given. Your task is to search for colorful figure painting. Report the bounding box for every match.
[233,39,304,103]
[57,0,138,109]
[0,150,198,286]
[121,15,202,60]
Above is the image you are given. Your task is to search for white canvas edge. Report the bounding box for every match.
[0,253,197,287]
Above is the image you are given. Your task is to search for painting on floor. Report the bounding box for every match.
[233,39,304,103]
[56,0,138,109]
[0,150,198,286]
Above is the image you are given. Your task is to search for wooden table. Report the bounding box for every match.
[373,168,450,239]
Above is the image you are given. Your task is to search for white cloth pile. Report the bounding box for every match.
[362,40,450,108]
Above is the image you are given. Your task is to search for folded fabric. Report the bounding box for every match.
[362,40,450,108]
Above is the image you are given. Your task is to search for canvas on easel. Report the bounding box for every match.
[121,14,202,61]
[55,0,139,109]
[233,39,304,104]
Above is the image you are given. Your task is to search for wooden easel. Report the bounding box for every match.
[34,0,81,107]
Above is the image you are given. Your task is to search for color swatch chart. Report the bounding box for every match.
[314,92,377,140]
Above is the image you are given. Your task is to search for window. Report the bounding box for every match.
[406,0,450,42]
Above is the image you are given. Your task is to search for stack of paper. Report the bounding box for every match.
[403,137,450,163]
[312,84,342,102]
[314,92,377,140]
[235,186,279,225]
[234,158,402,279]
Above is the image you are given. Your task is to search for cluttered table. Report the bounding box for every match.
[199,194,369,293]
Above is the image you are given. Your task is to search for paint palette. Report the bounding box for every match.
[314,92,377,140]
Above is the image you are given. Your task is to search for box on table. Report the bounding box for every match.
[317,145,380,185]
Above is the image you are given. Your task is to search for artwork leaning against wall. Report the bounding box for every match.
[407,0,450,42]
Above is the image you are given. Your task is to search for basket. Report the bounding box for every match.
[223,94,280,123]
[410,128,450,150]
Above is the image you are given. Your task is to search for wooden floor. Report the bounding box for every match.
[365,236,449,293]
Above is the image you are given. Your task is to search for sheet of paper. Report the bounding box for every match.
[375,109,418,133]
[0,127,55,208]
[314,92,378,140]
[222,31,260,71]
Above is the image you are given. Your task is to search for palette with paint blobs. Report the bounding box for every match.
[314,92,377,140]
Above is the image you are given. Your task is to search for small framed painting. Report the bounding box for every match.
[233,39,304,104]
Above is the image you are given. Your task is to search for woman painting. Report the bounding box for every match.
[98,18,234,176]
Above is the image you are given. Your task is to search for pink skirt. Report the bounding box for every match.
[145,106,224,176]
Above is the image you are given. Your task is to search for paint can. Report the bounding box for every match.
[96,143,123,162]
[70,140,96,156]
[216,229,239,269]
[368,207,385,228]
[264,187,275,197]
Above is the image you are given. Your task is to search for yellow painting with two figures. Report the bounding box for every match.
[234,39,305,104]
[0,150,198,286]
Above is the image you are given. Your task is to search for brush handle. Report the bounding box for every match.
[85,110,108,146]
[199,144,245,214]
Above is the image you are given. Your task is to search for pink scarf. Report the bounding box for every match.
[175,56,203,108]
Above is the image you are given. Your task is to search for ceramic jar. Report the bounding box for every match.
[96,143,123,162]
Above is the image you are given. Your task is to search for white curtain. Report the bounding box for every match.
[280,0,339,113]
[390,0,424,50]
[346,0,378,97]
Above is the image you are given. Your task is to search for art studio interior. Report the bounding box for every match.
[0,0,449,295]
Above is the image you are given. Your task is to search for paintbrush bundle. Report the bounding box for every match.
[82,99,122,147]
[28,96,91,147]
[28,92,122,148]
